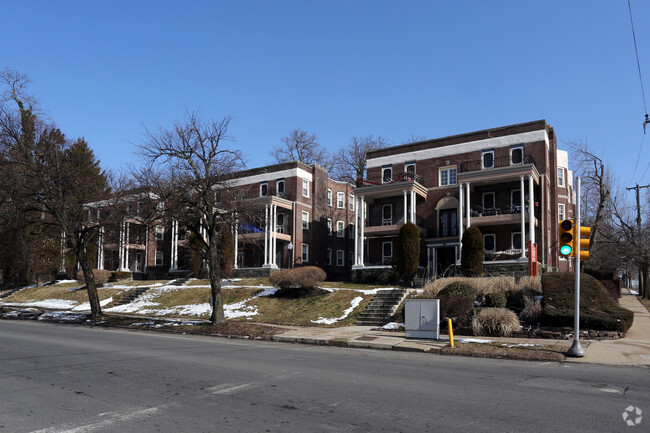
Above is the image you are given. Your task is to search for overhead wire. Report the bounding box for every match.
[627,0,649,182]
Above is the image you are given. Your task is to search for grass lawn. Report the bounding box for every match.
[1,281,126,304]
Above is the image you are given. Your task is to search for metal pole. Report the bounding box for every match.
[567,177,585,357]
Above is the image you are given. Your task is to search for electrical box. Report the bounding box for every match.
[405,299,440,339]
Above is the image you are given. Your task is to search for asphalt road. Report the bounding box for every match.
[0,320,648,433]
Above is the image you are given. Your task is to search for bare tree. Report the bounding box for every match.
[0,69,112,317]
[330,135,389,184]
[270,129,331,169]
[135,111,247,324]
[401,134,428,145]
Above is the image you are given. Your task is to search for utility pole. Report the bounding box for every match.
[626,183,650,298]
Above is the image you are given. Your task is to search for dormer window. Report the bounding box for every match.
[405,161,416,179]
[482,150,495,169]
[510,146,523,165]
[260,182,268,197]
[382,165,393,183]
[276,179,285,197]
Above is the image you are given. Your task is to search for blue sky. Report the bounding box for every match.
[3,1,650,189]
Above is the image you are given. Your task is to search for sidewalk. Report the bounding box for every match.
[272,290,650,367]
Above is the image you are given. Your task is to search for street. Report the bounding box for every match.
[0,320,647,432]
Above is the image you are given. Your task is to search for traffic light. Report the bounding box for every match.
[576,226,591,261]
[559,219,575,257]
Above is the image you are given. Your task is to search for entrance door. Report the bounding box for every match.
[436,247,456,276]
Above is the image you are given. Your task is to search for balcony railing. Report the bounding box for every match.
[357,171,423,186]
[459,155,536,173]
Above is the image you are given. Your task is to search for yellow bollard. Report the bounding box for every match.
[448,318,454,348]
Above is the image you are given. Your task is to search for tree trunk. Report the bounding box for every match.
[208,242,224,325]
[78,253,102,319]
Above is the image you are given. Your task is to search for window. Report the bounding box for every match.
[482,150,495,169]
[510,146,523,165]
[511,189,521,208]
[382,241,393,264]
[135,252,142,272]
[277,213,285,234]
[301,244,309,263]
[327,218,333,236]
[337,250,344,267]
[337,221,345,237]
[155,251,164,266]
[349,222,355,239]
[327,248,332,266]
[276,179,285,197]
[302,211,309,230]
[382,204,393,225]
[349,194,354,211]
[96,207,101,221]
[382,165,393,183]
[156,225,164,240]
[558,204,566,222]
[557,168,565,187]
[348,251,354,266]
[512,232,522,250]
[439,209,458,237]
[302,179,310,197]
[337,192,345,209]
[327,189,332,206]
[483,234,496,252]
[482,192,495,210]
[439,166,457,186]
[260,182,268,197]
[405,161,416,176]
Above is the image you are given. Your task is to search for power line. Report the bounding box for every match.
[628,0,648,116]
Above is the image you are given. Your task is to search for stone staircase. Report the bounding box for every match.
[356,288,408,326]
[113,286,151,307]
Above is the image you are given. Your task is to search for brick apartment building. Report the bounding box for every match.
[92,119,574,280]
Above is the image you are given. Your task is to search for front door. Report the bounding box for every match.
[436,247,456,276]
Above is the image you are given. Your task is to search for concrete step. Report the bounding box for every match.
[355,288,408,326]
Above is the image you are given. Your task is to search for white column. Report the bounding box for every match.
[528,174,535,246]
[97,227,104,270]
[271,204,278,268]
[410,190,416,223]
[233,217,239,269]
[520,175,526,259]
[170,220,178,271]
[118,222,125,271]
[458,183,464,241]
[263,204,269,266]
[359,196,366,266]
[465,182,471,228]
[403,190,408,223]
[354,196,359,266]
[124,222,130,270]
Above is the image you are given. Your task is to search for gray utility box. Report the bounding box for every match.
[405,299,440,339]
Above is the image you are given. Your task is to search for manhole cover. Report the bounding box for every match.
[355,336,378,341]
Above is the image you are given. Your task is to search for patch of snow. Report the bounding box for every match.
[39,311,86,321]
[629,289,639,295]
[224,300,259,319]
[382,322,405,330]
[53,279,79,285]
[0,299,78,310]
[145,303,212,317]
[501,343,538,348]
[457,338,494,344]
[71,297,113,311]
[311,296,364,325]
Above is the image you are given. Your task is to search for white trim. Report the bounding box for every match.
[367,130,549,169]
[229,167,314,187]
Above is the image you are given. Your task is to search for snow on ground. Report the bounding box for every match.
[501,343,538,348]
[629,289,639,295]
[0,299,77,309]
[71,297,113,311]
[457,338,494,344]
[38,311,87,321]
[382,322,405,330]
[321,287,395,295]
[51,279,79,285]
[311,296,364,325]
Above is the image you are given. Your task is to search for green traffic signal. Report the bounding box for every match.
[560,244,573,256]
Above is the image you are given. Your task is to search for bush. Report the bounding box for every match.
[110,271,132,282]
[460,226,484,277]
[396,222,420,282]
[540,272,634,332]
[76,269,111,285]
[472,308,520,337]
[439,295,475,329]
[519,293,542,323]
[484,292,507,308]
[439,281,477,300]
[268,266,327,297]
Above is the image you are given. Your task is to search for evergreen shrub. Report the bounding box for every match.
[460,226,484,277]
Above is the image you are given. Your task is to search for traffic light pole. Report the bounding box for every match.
[567,177,585,357]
